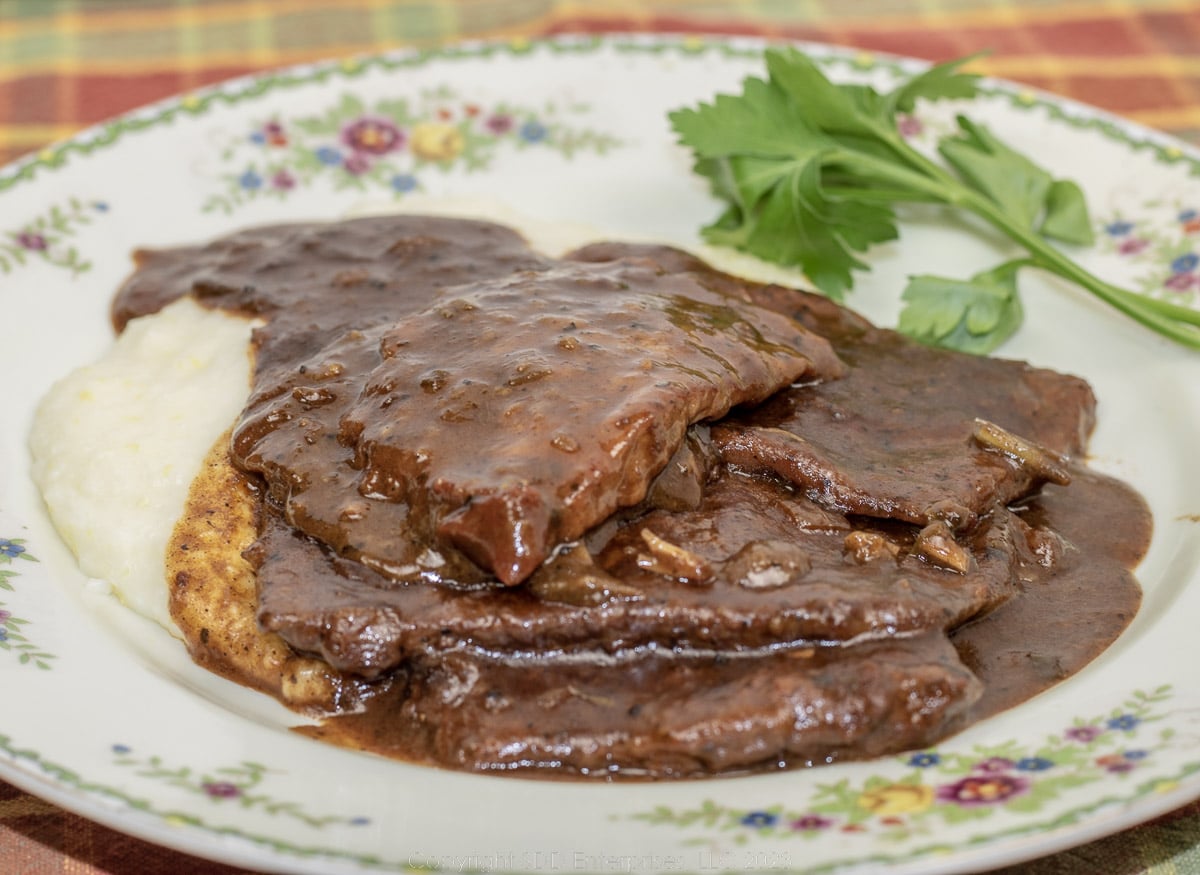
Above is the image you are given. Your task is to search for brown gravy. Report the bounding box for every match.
[117,215,1148,779]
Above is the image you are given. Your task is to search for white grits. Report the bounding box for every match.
[29,297,257,632]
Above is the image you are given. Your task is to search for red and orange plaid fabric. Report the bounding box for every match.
[3,1,1200,873]
[2,0,1200,168]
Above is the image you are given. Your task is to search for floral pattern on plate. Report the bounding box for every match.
[109,744,372,829]
[1,684,1194,873]
[1097,203,1200,302]
[0,538,54,670]
[203,86,623,213]
[631,687,1200,851]
[1,198,109,276]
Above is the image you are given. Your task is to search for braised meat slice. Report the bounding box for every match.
[320,635,981,778]
[113,214,548,332]
[565,240,876,341]
[235,256,843,586]
[713,327,1096,528]
[253,463,1027,677]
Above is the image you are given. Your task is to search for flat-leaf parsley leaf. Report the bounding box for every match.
[899,259,1027,354]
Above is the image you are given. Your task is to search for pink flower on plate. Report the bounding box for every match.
[1065,725,1104,743]
[973,757,1015,773]
[485,113,514,135]
[202,781,242,798]
[264,120,288,146]
[342,117,405,155]
[271,169,297,190]
[937,774,1030,807]
[343,152,371,175]
[16,231,48,251]
[1118,237,1150,256]
[790,814,834,831]
[1165,271,1197,292]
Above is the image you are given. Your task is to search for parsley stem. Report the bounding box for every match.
[829,149,951,202]
[961,192,1200,348]
[1115,291,1200,325]
[887,139,1200,346]
[838,144,1200,348]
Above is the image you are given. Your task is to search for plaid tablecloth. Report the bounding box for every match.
[2,1,1199,872]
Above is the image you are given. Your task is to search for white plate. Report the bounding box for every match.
[2,34,1200,875]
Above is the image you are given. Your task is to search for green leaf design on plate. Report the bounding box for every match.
[0,538,54,670]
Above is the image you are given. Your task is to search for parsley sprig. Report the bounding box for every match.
[669,48,1200,352]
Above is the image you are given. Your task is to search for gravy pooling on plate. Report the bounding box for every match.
[51,214,1150,779]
